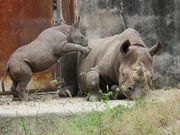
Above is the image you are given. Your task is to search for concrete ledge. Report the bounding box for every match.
[0,97,134,117]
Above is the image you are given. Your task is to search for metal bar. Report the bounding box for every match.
[119,1,128,29]
[0,88,57,96]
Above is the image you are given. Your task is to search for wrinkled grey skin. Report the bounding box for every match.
[77,28,161,101]
[2,17,90,101]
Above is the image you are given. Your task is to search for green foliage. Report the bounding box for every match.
[20,117,29,135]
[100,90,112,102]
[50,80,59,85]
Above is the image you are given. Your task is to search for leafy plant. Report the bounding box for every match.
[99,90,112,102]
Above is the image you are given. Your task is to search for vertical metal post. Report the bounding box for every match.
[60,0,78,96]
[56,0,63,83]
[53,0,62,83]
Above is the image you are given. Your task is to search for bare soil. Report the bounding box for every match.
[0,88,179,105]
[0,88,179,117]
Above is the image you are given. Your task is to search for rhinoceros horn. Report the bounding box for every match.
[149,41,161,56]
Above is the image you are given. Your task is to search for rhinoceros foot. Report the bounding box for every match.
[110,85,126,100]
[12,97,33,101]
[87,94,101,102]
[12,92,33,101]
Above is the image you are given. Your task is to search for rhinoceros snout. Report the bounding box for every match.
[121,85,132,99]
[120,85,146,100]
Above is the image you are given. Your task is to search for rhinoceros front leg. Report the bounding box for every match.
[86,69,102,101]
[62,43,90,55]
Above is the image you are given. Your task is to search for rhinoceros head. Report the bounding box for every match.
[118,40,161,100]
[69,17,88,47]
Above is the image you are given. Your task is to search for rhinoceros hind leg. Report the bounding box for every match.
[86,69,102,102]
[10,63,32,101]
[14,75,32,101]
[10,81,19,100]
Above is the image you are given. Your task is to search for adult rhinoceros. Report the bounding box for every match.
[77,28,161,101]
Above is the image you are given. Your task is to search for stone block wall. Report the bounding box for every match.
[77,0,180,87]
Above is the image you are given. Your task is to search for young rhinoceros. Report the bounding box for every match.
[2,17,90,101]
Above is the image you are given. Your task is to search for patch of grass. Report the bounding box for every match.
[0,96,180,135]
[114,97,180,135]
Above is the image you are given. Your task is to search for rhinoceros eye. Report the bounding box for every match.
[138,72,143,76]
[122,73,125,77]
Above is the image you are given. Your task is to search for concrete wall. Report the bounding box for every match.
[77,0,180,88]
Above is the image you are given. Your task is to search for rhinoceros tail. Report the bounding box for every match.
[1,68,9,92]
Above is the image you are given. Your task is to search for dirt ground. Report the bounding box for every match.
[0,88,179,104]
[0,88,179,117]
[145,88,180,102]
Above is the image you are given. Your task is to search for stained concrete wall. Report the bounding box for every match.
[77,0,180,87]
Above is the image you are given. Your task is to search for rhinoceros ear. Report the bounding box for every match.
[73,16,80,29]
[149,41,161,56]
[120,40,131,55]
